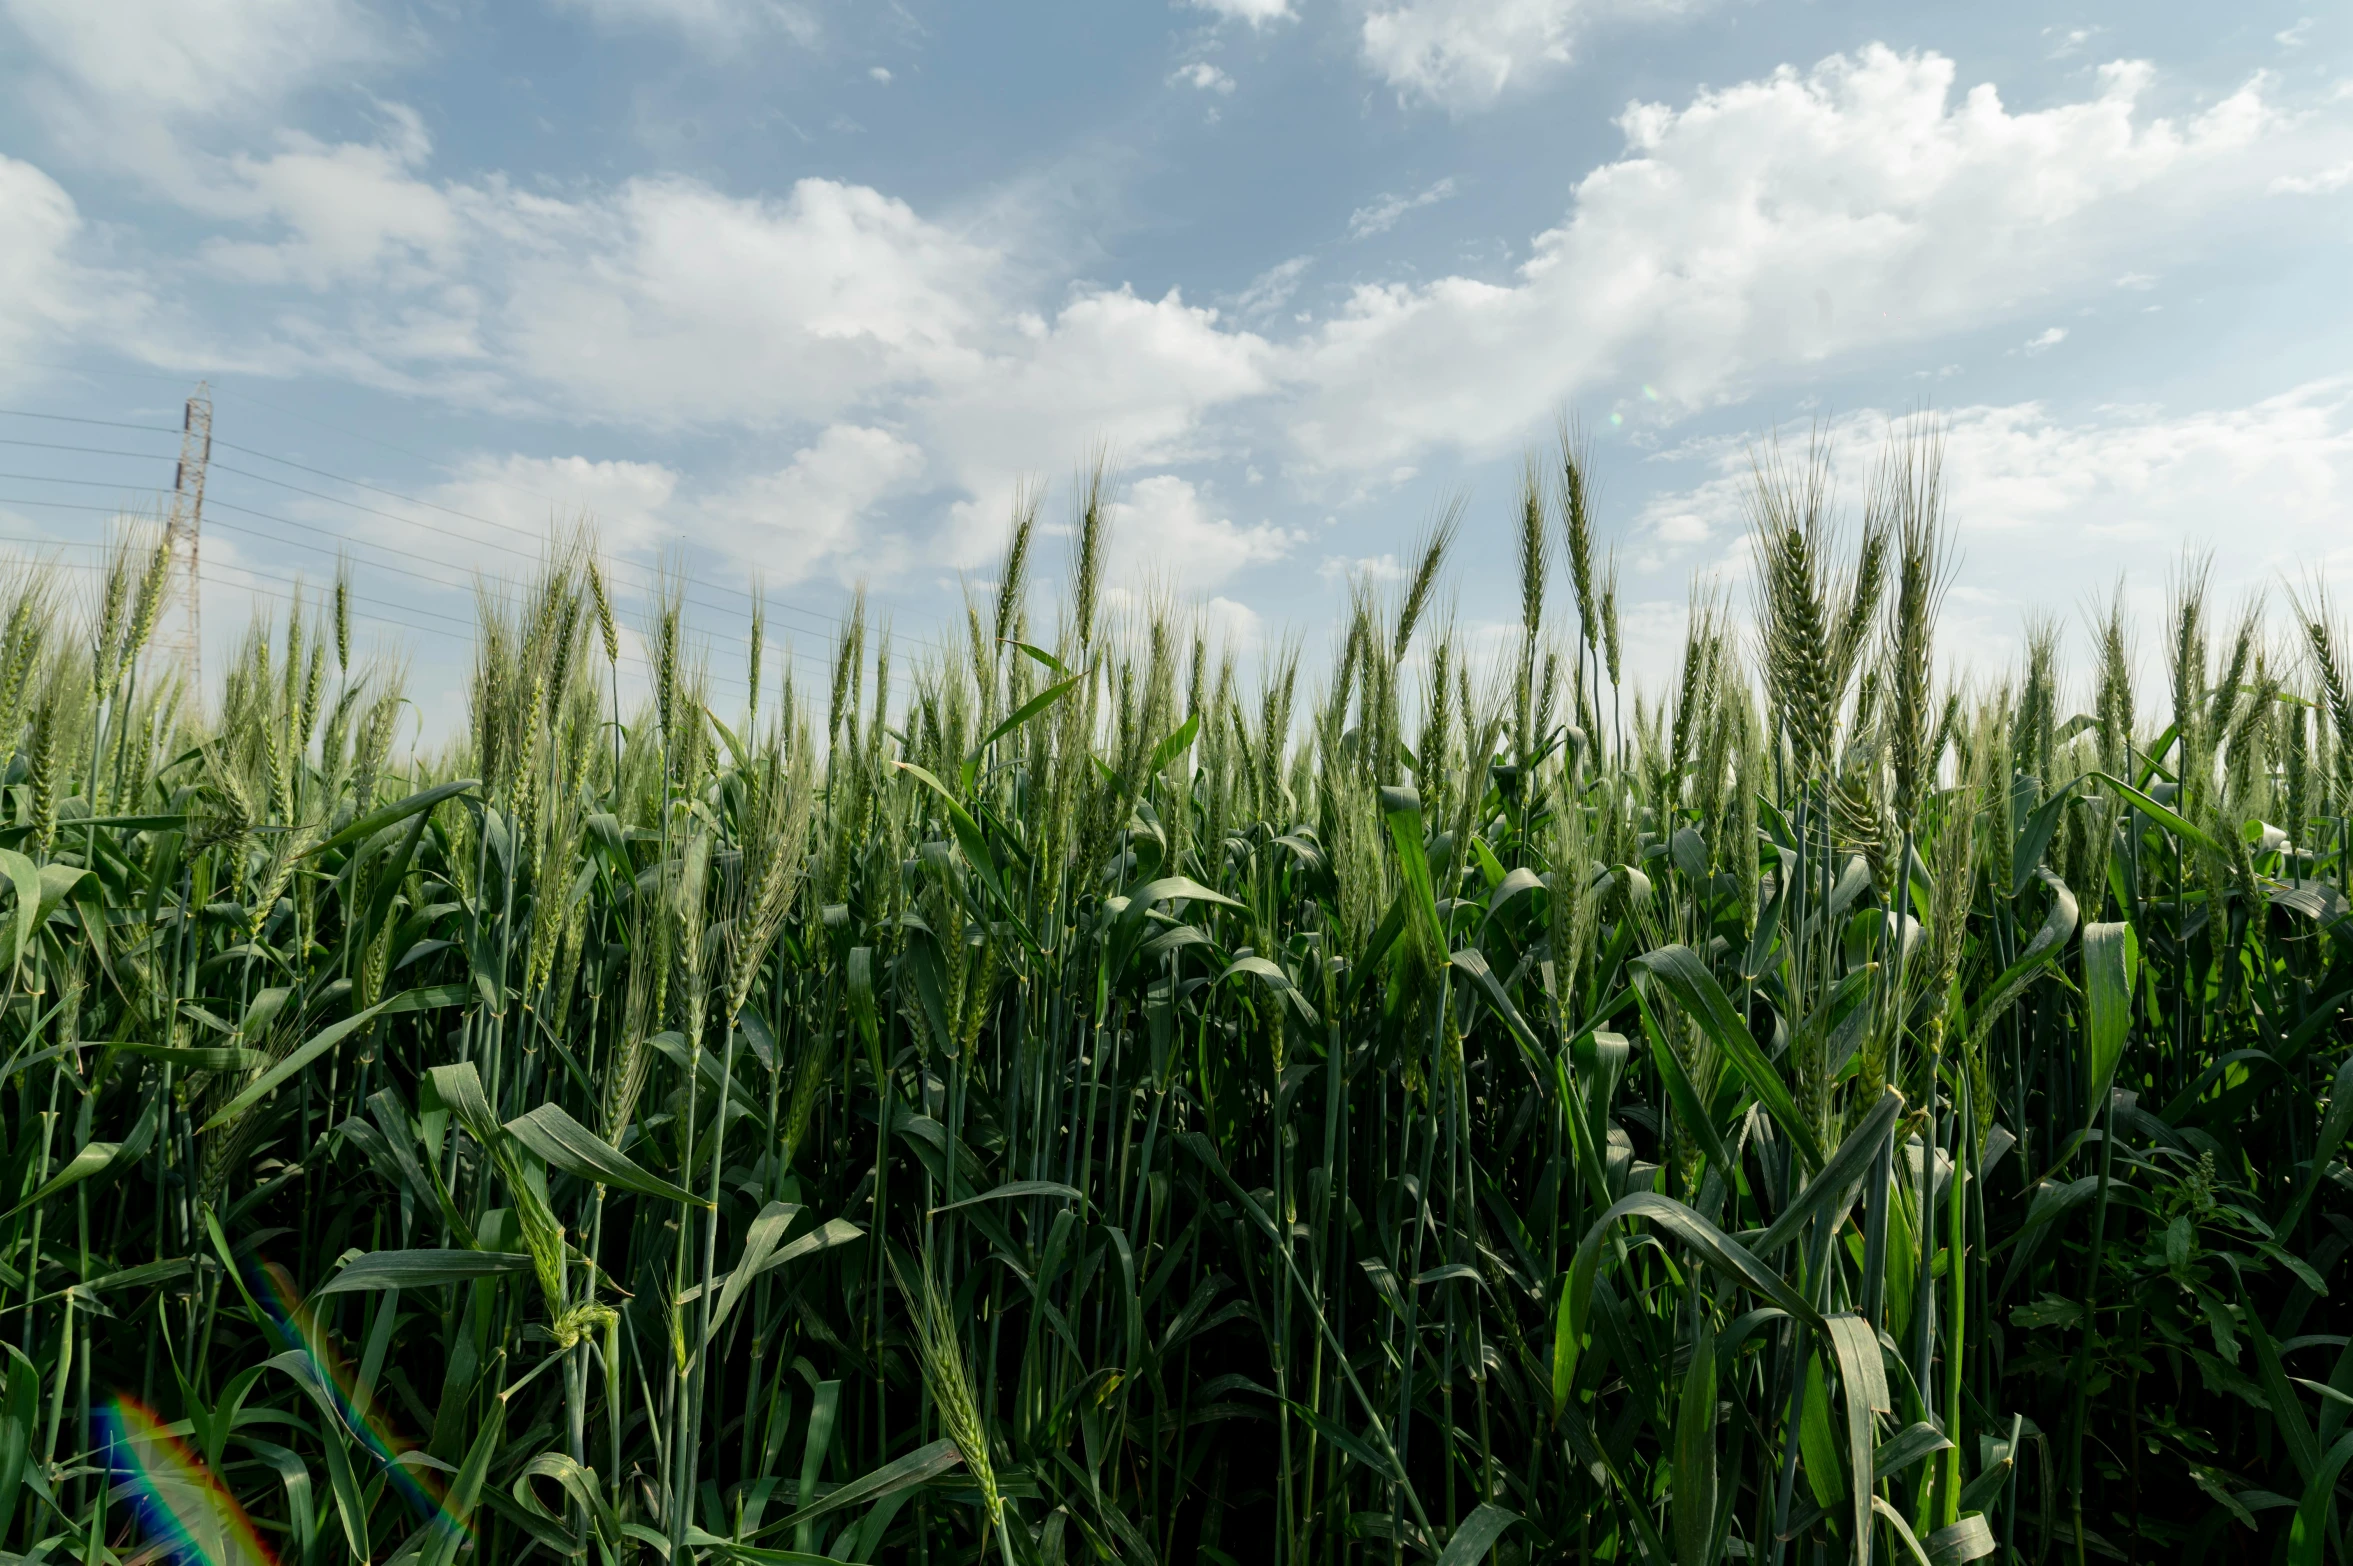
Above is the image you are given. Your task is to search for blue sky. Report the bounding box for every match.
[2,0,2350,725]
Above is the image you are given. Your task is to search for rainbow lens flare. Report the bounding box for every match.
[101,1398,277,1566]
[249,1261,450,1524]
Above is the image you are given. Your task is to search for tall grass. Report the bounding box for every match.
[0,431,2347,1566]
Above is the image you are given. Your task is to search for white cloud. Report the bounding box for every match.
[1360,0,1685,112]
[1171,62,1236,94]
[1604,380,2353,683]
[22,26,2347,612]
[408,453,684,577]
[1284,47,2327,471]
[1198,595,1266,649]
[2022,326,2067,354]
[916,288,1272,565]
[986,292,1268,457]
[33,81,1274,568]
[479,193,1257,485]
[496,175,999,426]
[1347,176,1457,239]
[2271,161,2353,194]
[254,166,1272,576]
[367,429,924,591]
[1,0,382,122]
[1635,379,2353,588]
[869,66,892,83]
[697,425,927,582]
[2045,24,2101,61]
[1319,551,1410,584]
[1187,0,1293,26]
[1944,385,2353,564]
[195,109,465,289]
[1096,583,1268,651]
[0,154,100,366]
[1106,474,1305,592]
[1234,256,1312,318]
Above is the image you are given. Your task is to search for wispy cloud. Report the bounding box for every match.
[2271,161,2353,194]
[1233,255,1312,318]
[1187,0,1292,25]
[1170,61,1236,94]
[1347,176,1456,239]
[1359,0,1692,112]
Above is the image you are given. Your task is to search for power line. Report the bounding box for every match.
[0,511,480,644]
[193,491,830,678]
[0,447,588,605]
[0,535,114,565]
[207,465,836,661]
[0,520,836,732]
[0,353,214,391]
[0,498,473,633]
[0,472,170,496]
[0,390,1004,690]
[0,404,936,648]
[0,436,179,463]
[209,381,503,475]
[206,438,945,653]
[0,404,950,658]
[0,495,815,692]
[0,408,180,437]
[0,481,507,623]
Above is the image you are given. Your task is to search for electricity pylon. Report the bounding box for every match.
[162,382,212,704]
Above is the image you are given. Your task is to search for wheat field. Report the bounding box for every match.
[0,431,2345,1566]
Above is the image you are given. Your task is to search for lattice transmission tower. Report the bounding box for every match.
[162,383,212,705]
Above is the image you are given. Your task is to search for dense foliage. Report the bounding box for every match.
[3,436,2351,1566]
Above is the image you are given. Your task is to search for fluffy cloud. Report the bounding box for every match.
[346,429,925,596]
[145,158,1013,422]
[1624,379,2353,670]
[40,34,2337,519]
[496,176,997,427]
[17,19,2350,619]
[1643,382,2352,549]
[366,453,685,586]
[923,291,1268,476]
[1101,581,1268,651]
[1360,0,1684,111]
[196,108,465,290]
[1188,0,1293,26]
[454,181,1269,480]
[1,0,382,121]
[20,77,1276,577]
[1105,474,1306,594]
[1943,383,2353,572]
[2272,161,2353,195]
[0,155,94,364]
[914,289,1274,572]
[697,425,928,583]
[1286,46,2321,471]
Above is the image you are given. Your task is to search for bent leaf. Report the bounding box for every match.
[505,1101,705,1206]
[315,1249,533,1296]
